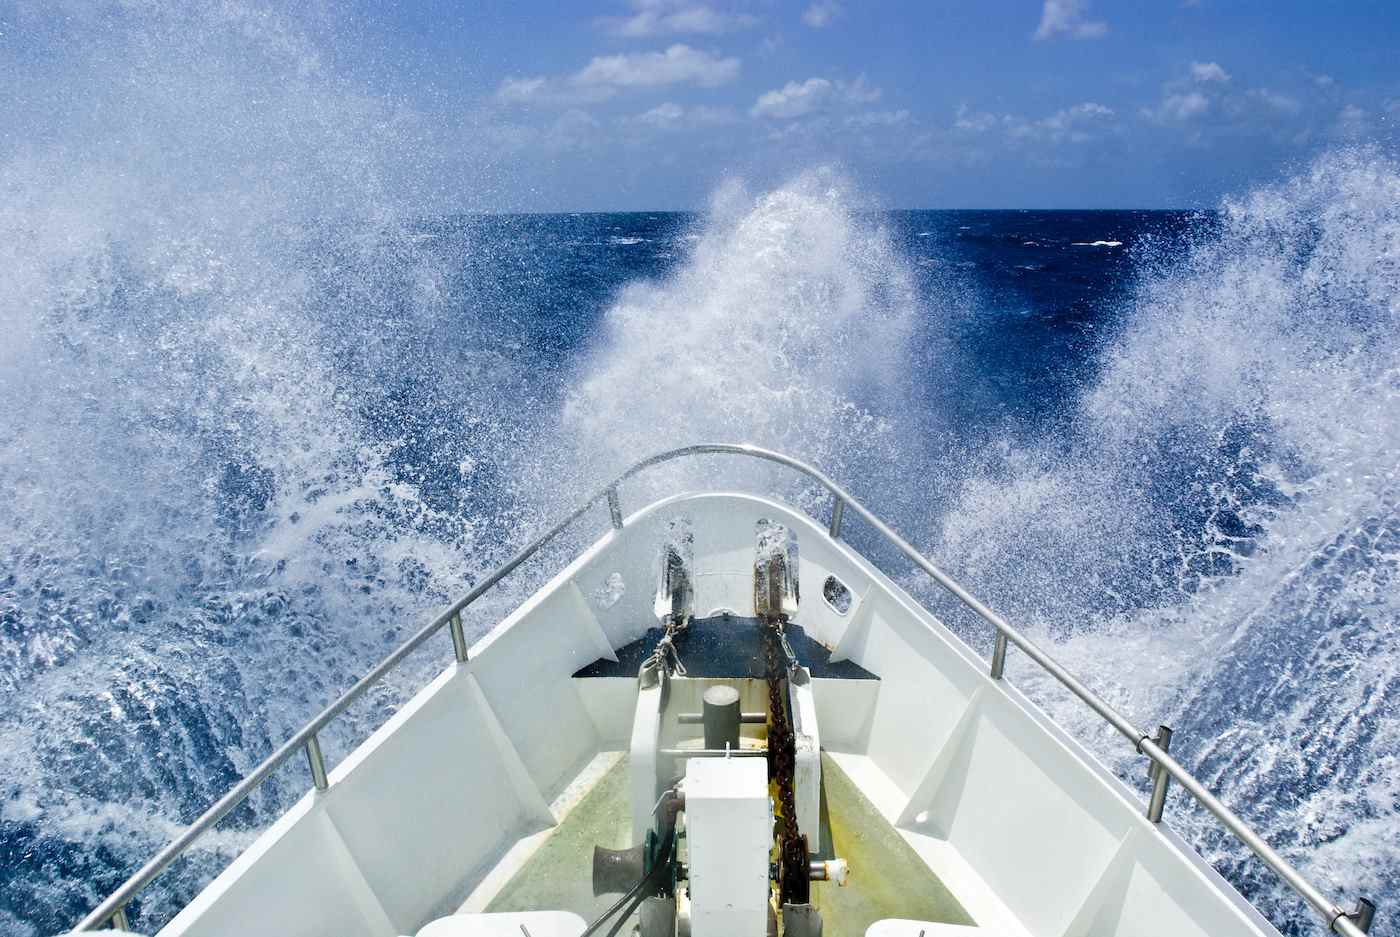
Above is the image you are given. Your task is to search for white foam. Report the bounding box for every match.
[553,169,924,510]
[0,8,507,930]
[933,149,1400,923]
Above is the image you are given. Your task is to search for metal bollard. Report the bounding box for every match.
[702,685,742,752]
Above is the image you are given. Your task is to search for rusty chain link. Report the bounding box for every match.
[762,616,810,907]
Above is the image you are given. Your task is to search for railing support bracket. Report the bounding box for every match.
[1340,898,1375,934]
[828,496,845,539]
[449,611,469,663]
[1146,725,1174,824]
[990,630,1008,680]
[305,733,329,793]
[607,486,624,530]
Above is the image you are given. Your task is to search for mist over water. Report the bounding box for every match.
[2,5,1397,936]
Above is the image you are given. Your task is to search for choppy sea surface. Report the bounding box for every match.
[3,8,1399,937]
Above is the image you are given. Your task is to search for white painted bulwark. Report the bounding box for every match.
[153,492,1283,937]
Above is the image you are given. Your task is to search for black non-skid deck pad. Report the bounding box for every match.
[573,614,877,680]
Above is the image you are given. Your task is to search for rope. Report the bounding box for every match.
[641,615,689,677]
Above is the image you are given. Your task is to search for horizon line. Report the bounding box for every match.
[436,206,1217,217]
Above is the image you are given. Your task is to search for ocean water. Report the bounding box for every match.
[3,7,1398,937]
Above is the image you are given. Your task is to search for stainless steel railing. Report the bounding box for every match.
[76,443,1375,936]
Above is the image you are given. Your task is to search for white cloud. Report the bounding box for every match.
[846,109,910,128]
[1033,0,1108,41]
[957,101,1114,143]
[691,104,739,125]
[496,76,550,104]
[1036,101,1115,139]
[600,1,758,38]
[637,101,685,126]
[494,43,739,109]
[954,104,1000,133]
[494,74,615,107]
[573,43,741,89]
[1189,61,1231,84]
[843,76,882,104]
[632,101,737,129]
[1245,88,1301,116]
[802,1,842,28]
[750,76,882,119]
[1139,62,1324,142]
[752,78,831,118]
[1145,90,1210,122]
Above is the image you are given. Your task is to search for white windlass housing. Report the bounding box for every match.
[684,756,772,937]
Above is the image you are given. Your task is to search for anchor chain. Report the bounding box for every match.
[641,614,689,678]
[762,616,810,907]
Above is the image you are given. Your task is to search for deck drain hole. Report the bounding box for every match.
[822,575,853,614]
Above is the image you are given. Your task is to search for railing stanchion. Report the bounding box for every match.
[111,906,130,931]
[990,630,1008,680]
[305,733,329,792]
[607,486,624,530]
[828,496,845,539]
[449,611,469,663]
[1146,725,1174,823]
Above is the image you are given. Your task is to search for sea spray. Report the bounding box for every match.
[0,5,503,932]
[928,149,1400,931]
[3,6,1397,931]
[555,170,928,518]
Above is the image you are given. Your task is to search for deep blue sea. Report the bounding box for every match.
[3,10,1398,936]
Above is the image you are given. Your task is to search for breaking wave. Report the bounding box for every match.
[0,7,930,930]
[927,148,1400,933]
[1,4,1396,935]
[0,4,523,933]
[553,171,927,515]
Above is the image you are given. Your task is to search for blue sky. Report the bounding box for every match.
[356,0,1397,210]
[12,1,1395,212]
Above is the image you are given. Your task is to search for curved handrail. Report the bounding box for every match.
[76,443,1373,936]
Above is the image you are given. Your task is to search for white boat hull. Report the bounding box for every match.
[154,491,1280,937]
